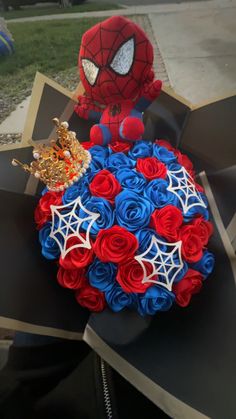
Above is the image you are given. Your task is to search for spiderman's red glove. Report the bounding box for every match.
[75,95,102,122]
[142,79,162,101]
[74,95,93,120]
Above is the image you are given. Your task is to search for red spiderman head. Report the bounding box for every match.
[78,16,154,105]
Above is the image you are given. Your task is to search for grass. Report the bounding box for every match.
[0,18,102,101]
[1,2,122,20]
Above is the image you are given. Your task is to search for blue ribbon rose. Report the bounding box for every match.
[79,196,115,235]
[153,144,177,164]
[144,178,177,208]
[167,163,183,183]
[105,284,136,312]
[128,140,153,159]
[88,258,117,291]
[89,145,111,167]
[135,228,167,257]
[115,190,154,232]
[115,168,146,193]
[41,187,48,196]
[183,193,209,222]
[88,159,104,175]
[173,260,188,282]
[85,146,109,178]
[39,222,60,260]
[167,162,182,171]
[137,285,175,316]
[62,179,90,205]
[191,250,215,277]
[106,152,135,173]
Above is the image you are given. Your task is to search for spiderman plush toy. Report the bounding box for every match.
[75,16,162,146]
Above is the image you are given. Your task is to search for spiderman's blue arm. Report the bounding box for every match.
[134,96,152,113]
[88,110,102,123]
[134,79,162,112]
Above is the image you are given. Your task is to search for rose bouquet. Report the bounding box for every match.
[35,139,215,316]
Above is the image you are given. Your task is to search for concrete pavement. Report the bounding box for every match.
[97,0,210,3]
[111,0,214,3]
[150,0,236,103]
[0,96,31,135]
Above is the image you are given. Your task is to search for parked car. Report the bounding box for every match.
[0,0,86,12]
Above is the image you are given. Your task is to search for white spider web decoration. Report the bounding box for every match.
[135,235,184,291]
[50,196,100,259]
[167,167,206,214]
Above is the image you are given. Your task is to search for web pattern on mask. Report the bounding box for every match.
[135,235,184,291]
[80,20,153,104]
[167,167,206,215]
[50,196,100,259]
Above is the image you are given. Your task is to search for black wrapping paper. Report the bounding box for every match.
[0,189,89,338]
[85,186,236,419]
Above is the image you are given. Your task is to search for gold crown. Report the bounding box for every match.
[12,118,91,191]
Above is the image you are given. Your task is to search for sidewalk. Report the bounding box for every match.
[1,0,235,137]
[150,0,236,104]
[6,0,235,23]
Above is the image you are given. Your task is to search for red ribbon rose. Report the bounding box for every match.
[179,224,203,263]
[59,235,94,269]
[89,169,122,204]
[150,205,183,241]
[34,191,63,230]
[136,157,167,180]
[175,150,195,178]
[194,182,205,193]
[93,225,138,263]
[191,216,213,246]
[109,141,132,154]
[155,139,175,151]
[34,206,48,230]
[76,285,106,312]
[57,266,87,289]
[81,140,95,150]
[117,258,153,293]
[173,269,203,307]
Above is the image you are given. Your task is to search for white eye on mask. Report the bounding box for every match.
[81,58,99,86]
[110,37,135,75]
